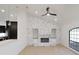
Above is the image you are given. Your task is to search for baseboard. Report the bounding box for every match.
[66,47,79,55]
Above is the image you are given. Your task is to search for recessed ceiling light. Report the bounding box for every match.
[35,11,38,14]
[54,18,58,21]
[10,14,14,17]
[1,9,5,13]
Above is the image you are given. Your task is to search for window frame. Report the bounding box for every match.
[69,27,79,47]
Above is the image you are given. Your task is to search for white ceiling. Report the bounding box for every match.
[27,4,64,16]
[26,4,66,24]
[0,4,65,24]
[0,4,78,25]
[26,4,79,25]
[0,5,17,22]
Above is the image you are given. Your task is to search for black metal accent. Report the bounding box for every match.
[42,7,57,16]
[41,38,49,43]
[69,27,79,52]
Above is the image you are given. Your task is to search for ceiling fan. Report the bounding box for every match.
[42,7,57,16]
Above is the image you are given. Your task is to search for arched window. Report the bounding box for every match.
[69,27,79,52]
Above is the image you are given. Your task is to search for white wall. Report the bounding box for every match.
[0,5,28,55]
[61,5,79,47]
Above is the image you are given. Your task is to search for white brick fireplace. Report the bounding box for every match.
[33,38,57,46]
[27,14,60,46]
[32,29,57,46]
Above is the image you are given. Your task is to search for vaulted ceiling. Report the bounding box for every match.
[26,4,65,24]
[0,4,79,25]
[0,4,65,21]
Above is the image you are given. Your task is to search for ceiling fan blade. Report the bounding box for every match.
[49,13,57,16]
[46,7,50,12]
[42,7,57,16]
[42,13,47,16]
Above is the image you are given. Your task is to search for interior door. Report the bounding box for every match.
[6,21,17,39]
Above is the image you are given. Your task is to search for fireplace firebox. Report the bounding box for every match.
[41,38,49,43]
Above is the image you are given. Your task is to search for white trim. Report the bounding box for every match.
[67,47,79,55]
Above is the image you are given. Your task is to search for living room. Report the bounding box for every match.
[0,4,79,55]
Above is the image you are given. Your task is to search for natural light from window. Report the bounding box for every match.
[70,28,79,42]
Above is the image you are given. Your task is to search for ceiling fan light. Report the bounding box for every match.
[47,13,50,16]
[1,9,5,13]
[35,11,38,14]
